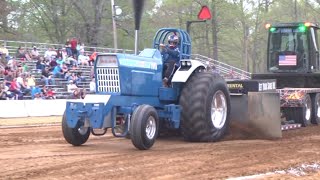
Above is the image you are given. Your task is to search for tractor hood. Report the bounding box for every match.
[94,49,163,96]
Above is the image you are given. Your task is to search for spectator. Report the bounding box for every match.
[9,78,23,100]
[36,57,46,71]
[70,88,85,99]
[89,78,96,93]
[76,42,81,58]
[3,66,10,76]
[56,59,64,67]
[78,52,89,66]
[76,72,85,85]
[56,48,63,60]
[89,49,97,66]
[26,74,36,88]
[79,43,85,54]
[34,93,43,100]
[16,47,25,59]
[46,87,56,99]
[31,85,42,99]
[0,46,9,62]
[44,48,51,61]
[31,46,40,60]
[41,85,48,97]
[70,88,80,99]
[0,82,8,100]
[66,56,77,68]
[68,72,78,84]
[4,69,14,87]
[41,67,55,85]
[49,59,58,70]
[61,63,69,77]
[67,80,78,93]
[65,39,72,57]
[25,48,33,61]
[44,47,57,62]
[60,48,70,65]
[70,37,78,59]
[21,62,29,73]
[16,47,31,61]
[64,70,72,81]
[16,73,31,95]
[7,57,18,71]
[52,63,64,78]
[22,78,31,95]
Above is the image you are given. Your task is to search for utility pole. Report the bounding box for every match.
[111,0,118,51]
[294,0,298,21]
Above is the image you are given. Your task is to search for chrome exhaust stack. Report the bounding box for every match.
[133,0,145,55]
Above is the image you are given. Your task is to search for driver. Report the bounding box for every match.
[160,34,180,87]
[286,38,296,51]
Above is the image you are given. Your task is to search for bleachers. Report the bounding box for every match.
[49,65,92,99]
[0,39,134,59]
[0,39,129,100]
[0,59,93,100]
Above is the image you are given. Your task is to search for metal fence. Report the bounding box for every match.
[0,40,134,57]
[0,39,251,79]
[191,54,251,79]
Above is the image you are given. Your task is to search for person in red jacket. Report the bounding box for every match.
[46,88,56,99]
[89,49,97,66]
[70,37,78,59]
[9,78,23,99]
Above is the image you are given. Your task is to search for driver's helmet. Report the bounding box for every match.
[168,34,179,45]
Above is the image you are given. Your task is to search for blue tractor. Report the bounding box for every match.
[62,28,231,150]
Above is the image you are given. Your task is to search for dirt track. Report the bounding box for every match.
[1,117,320,179]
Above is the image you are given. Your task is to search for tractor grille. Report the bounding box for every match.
[96,68,121,93]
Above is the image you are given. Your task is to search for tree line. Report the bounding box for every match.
[1,0,320,72]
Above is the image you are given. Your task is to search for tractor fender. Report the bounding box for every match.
[171,60,206,83]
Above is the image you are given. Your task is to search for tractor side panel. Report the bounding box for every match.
[115,55,163,96]
[131,70,159,96]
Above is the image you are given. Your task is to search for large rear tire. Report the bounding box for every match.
[130,105,159,150]
[62,112,90,146]
[180,72,231,142]
[311,93,320,125]
[283,94,312,127]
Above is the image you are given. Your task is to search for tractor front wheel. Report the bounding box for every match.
[62,112,90,146]
[130,105,159,150]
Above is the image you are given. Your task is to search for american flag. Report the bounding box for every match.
[279,55,297,66]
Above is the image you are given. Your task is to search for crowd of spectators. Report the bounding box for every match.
[0,38,96,100]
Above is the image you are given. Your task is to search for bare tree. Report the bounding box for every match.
[0,0,15,35]
[71,0,107,46]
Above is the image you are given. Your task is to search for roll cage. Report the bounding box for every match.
[152,28,192,61]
